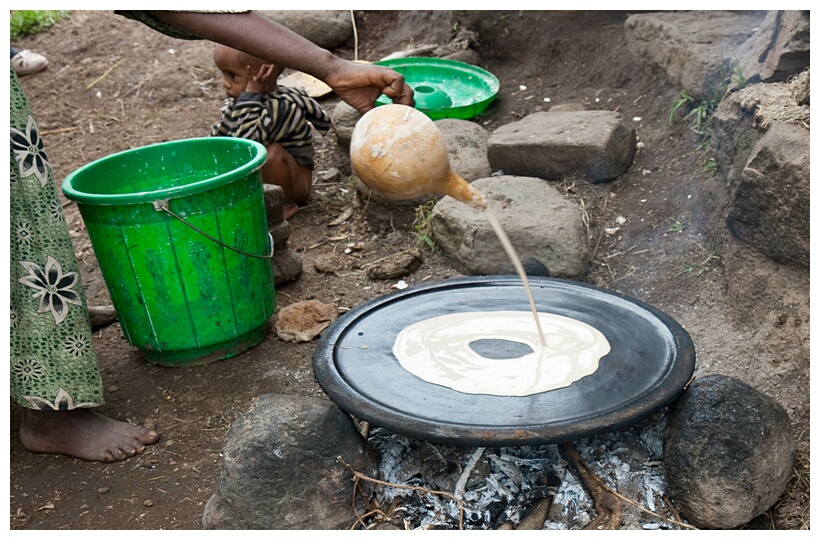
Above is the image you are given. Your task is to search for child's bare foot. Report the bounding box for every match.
[20,408,160,463]
[284,201,301,220]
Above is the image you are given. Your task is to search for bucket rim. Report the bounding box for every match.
[61,137,267,205]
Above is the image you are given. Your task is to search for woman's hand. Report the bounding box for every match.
[324,58,415,114]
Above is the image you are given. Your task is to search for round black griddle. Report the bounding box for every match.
[313,276,695,447]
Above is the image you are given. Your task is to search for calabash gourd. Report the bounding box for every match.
[350,104,486,208]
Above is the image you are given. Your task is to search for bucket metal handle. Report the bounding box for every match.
[153,200,274,260]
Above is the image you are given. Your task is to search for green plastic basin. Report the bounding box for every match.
[375,57,499,120]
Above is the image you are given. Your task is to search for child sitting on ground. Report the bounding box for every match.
[210,44,332,219]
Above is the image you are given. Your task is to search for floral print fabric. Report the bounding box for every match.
[9,66,104,410]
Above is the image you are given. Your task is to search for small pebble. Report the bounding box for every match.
[97,487,109,494]
[143,500,153,507]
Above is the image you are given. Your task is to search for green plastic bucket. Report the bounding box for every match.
[62,137,275,367]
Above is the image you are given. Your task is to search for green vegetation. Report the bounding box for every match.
[702,156,718,179]
[10,10,69,40]
[669,62,747,178]
[669,91,697,128]
[666,219,688,235]
[413,199,438,252]
[669,63,747,141]
[677,249,719,277]
[669,85,723,145]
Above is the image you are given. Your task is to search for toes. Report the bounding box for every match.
[98,450,119,463]
[102,443,143,462]
[129,443,145,456]
[138,430,160,445]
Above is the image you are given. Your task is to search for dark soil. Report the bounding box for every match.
[9,11,809,530]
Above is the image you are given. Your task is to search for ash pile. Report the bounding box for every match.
[359,413,679,530]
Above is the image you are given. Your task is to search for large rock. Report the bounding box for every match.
[202,393,377,530]
[711,80,809,268]
[735,10,810,85]
[487,111,636,183]
[260,11,352,50]
[664,375,795,530]
[331,100,361,152]
[435,118,492,181]
[431,176,588,277]
[624,11,767,100]
[263,185,302,285]
[724,122,809,268]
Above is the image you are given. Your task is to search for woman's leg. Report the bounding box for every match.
[10,66,159,462]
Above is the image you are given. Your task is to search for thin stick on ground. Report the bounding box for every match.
[86,57,126,89]
[559,443,697,530]
[608,486,698,530]
[338,456,465,530]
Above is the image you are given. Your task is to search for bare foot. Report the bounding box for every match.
[20,408,160,462]
[283,201,300,220]
[88,305,117,328]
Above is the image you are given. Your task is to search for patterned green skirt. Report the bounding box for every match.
[10,66,104,410]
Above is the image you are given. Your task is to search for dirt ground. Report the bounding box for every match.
[8,11,809,530]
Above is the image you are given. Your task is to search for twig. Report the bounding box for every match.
[515,495,553,530]
[338,456,465,530]
[348,476,369,530]
[559,443,622,530]
[349,416,370,439]
[41,126,79,135]
[607,489,698,530]
[359,251,410,269]
[454,447,485,499]
[351,508,392,530]
[162,417,203,431]
[87,58,126,90]
[559,443,697,530]
[116,83,139,100]
[590,225,607,264]
[588,193,612,261]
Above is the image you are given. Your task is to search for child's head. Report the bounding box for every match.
[213,44,283,99]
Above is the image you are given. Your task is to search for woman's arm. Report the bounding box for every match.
[148,11,414,114]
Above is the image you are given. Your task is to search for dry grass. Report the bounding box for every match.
[733,69,811,129]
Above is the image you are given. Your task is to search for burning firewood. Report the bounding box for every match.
[559,443,623,530]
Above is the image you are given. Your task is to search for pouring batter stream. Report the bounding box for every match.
[350,104,611,395]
